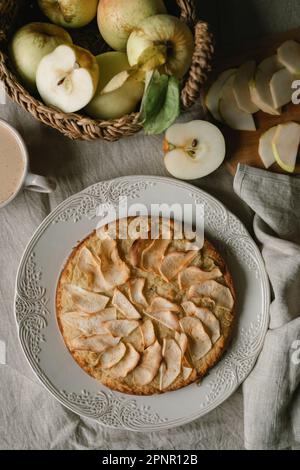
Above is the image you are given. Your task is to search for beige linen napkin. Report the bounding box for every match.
[234,164,300,450]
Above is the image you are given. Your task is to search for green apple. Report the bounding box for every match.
[36,44,99,113]
[127,14,194,79]
[86,52,145,119]
[38,0,98,29]
[97,0,167,51]
[10,22,72,92]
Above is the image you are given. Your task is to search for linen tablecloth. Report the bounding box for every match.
[0,0,300,450]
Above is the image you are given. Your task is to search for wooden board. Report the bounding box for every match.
[206,28,300,175]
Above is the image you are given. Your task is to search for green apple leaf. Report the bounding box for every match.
[140,70,169,123]
[143,76,181,135]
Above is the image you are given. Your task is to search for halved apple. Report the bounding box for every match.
[163,120,226,180]
[270,68,294,108]
[249,56,281,115]
[233,60,259,113]
[205,68,236,121]
[278,40,300,74]
[36,44,99,113]
[258,126,277,169]
[219,75,256,131]
[272,122,300,173]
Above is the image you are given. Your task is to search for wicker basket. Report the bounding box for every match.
[0,0,213,141]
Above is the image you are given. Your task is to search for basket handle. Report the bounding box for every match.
[177,0,198,27]
[181,20,214,110]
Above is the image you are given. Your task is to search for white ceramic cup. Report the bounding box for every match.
[0,119,55,209]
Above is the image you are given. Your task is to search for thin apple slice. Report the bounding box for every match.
[249,56,281,115]
[219,76,256,131]
[205,68,237,121]
[258,126,277,169]
[270,68,294,108]
[163,120,226,180]
[278,40,300,74]
[233,60,259,113]
[272,122,300,173]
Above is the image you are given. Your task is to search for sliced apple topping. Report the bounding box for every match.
[258,126,277,169]
[205,68,237,121]
[127,326,145,353]
[62,309,116,336]
[249,56,281,115]
[147,296,181,313]
[278,40,300,74]
[272,122,300,173]
[77,247,111,292]
[180,317,212,361]
[141,320,156,349]
[188,280,234,310]
[219,75,256,131]
[128,239,152,267]
[98,238,130,289]
[182,366,194,381]
[112,289,141,319]
[233,60,259,114]
[159,251,198,281]
[141,239,170,273]
[270,68,294,108]
[110,344,140,379]
[182,301,221,344]
[102,320,139,338]
[70,334,120,353]
[160,338,182,390]
[178,266,222,290]
[64,284,109,313]
[164,121,226,180]
[98,342,127,370]
[145,311,180,332]
[174,332,188,356]
[133,340,162,387]
[128,278,148,308]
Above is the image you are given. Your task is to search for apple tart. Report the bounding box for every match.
[56,217,235,395]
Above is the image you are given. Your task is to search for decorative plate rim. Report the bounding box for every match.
[14,175,270,431]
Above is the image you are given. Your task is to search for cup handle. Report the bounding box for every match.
[24,172,56,194]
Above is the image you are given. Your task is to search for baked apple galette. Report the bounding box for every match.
[56,217,235,395]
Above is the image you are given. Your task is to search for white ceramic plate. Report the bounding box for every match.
[14,176,270,431]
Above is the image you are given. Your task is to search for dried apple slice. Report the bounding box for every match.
[258,126,277,169]
[62,309,116,335]
[160,338,182,389]
[110,343,140,378]
[182,301,221,344]
[70,334,120,353]
[159,251,198,281]
[98,342,127,369]
[147,296,181,313]
[233,60,259,113]
[219,75,256,131]
[205,68,237,121]
[272,122,300,173]
[64,284,109,313]
[141,319,156,348]
[128,278,148,308]
[102,320,139,337]
[270,68,294,108]
[133,340,162,386]
[278,40,300,74]
[145,311,180,331]
[112,289,141,319]
[180,317,212,360]
[188,280,234,310]
[77,247,111,292]
[249,56,281,115]
[164,120,226,180]
[178,266,222,290]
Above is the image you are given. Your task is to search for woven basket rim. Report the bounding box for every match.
[0,0,214,141]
